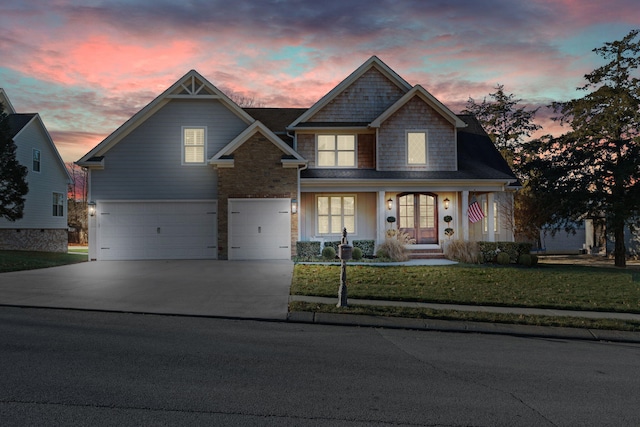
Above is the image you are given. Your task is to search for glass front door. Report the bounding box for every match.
[397,193,437,244]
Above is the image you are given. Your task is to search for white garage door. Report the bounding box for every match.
[228,198,291,260]
[97,201,217,260]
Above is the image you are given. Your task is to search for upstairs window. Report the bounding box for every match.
[52,192,64,217]
[182,127,206,164]
[407,131,427,165]
[317,135,356,167]
[33,149,41,172]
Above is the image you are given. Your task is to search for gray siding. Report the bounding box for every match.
[0,119,68,229]
[91,99,249,200]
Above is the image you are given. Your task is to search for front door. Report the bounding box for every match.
[397,193,438,244]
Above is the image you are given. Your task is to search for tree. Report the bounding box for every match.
[67,162,88,244]
[463,85,544,241]
[526,29,640,267]
[0,102,29,221]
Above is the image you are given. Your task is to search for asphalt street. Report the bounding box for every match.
[1,306,639,426]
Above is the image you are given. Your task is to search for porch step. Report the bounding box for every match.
[406,248,446,260]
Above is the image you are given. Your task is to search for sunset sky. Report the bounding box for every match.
[1,0,638,163]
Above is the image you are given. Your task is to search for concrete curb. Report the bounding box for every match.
[287,311,640,343]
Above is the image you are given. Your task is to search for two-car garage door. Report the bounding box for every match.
[98,201,218,260]
[96,199,291,261]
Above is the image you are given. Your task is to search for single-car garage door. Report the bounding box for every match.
[97,201,217,260]
[228,198,291,260]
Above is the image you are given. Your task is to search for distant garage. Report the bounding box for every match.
[228,198,291,260]
[96,201,217,260]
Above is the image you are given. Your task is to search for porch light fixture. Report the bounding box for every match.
[291,198,298,214]
[443,198,450,210]
[88,201,96,217]
[387,198,393,210]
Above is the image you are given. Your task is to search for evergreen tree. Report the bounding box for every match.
[525,29,640,267]
[0,102,29,221]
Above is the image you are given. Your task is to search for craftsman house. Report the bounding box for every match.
[77,56,518,261]
[0,89,71,252]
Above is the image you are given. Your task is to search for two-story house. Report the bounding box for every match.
[0,89,71,252]
[78,56,518,261]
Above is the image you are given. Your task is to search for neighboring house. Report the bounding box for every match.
[78,56,518,261]
[0,89,71,252]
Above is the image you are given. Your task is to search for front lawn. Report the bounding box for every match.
[291,264,640,313]
[0,250,87,273]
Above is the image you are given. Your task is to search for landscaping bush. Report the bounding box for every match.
[324,241,340,253]
[443,240,480,263]
[322,246,336,260]
[352,247,363,260]
[477,242,532,263]
[496,252,511,265]
[530,254,539,266]
[296,241,321,259]
[376,229,414,262]
[518,253,532,267]
[353,240,375,257]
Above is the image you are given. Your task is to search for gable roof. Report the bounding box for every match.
[288,56,412,129]
[8,113,37,138]
[209,120,306,168]
[77,70,255,165]
[0,88,17,114]
[369,85,467,129]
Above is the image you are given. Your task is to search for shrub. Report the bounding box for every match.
[496,252,510,265]
[295,241,321,259]
[518,253,532,267]
[353,240,375,256]
[322,246,336,260]
[352,247,363,260]
[444,240,480,263]
[376,230,414,262]
[530,254,539,266]
[477,242,533,263]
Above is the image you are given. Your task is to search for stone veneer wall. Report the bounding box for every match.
[216,133,298,259]
[0,228,68,252]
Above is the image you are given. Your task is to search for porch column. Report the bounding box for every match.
[487,192,495,242]
[462,191,469,241]
[377,191,386,246]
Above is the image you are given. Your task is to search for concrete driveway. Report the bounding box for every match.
[0,260,294,320]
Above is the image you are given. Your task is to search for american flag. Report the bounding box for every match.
[468,201,485,223]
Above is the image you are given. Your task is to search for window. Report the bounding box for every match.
[33,149,41,172]
[317,135,356,167]
[407,131,427,165]
[483,200,498,233]
[52,192,64,217]
[182,127,206,164]
[317,196,355,234]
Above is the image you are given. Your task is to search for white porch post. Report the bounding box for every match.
[462,191,469,241]
[487,192,495,242]
[377,191,386,247]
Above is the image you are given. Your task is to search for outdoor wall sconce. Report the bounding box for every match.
[88,201,96,217]
[291,198,298,214]
[387,198,393,210]
[443,198,450,210]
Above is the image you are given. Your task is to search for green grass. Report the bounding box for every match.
[0,250,87,272]
[291,264,640,313]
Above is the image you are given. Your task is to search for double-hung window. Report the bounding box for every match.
[317,135,355,167]
[407,131,427,165]
[33,149,41,172]
[52,192,64,217]
[182,127,206,164]
[317,195,355,234]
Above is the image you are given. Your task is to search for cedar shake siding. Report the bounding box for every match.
[297,132,376,169]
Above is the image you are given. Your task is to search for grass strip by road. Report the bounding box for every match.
[0,250,87,273]
[291,264,640,314]
[289,301,640,332]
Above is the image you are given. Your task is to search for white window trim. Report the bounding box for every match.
[32,148,41,173]
[315,134,357,168]
[181,126,207,165]
[52,192,64,217]
[483,200,498,233]
[316,194,357,235]
[406,130,428,165]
